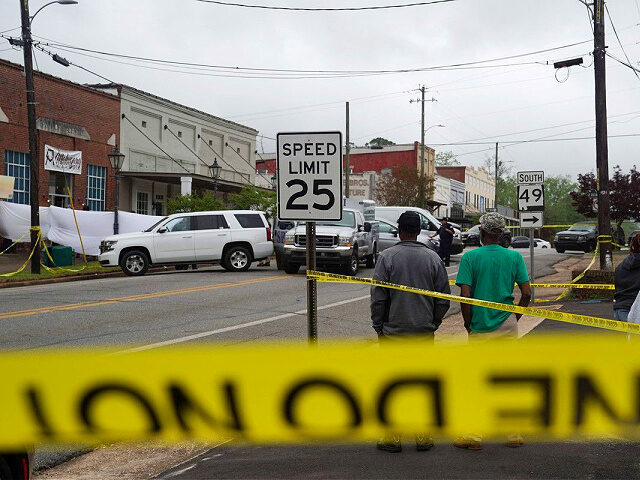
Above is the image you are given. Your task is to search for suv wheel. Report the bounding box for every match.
[120,250,149,276]
[556,247,565,253]
[365,244,377,268]
[223,245,252,272]
[343,251,359,276]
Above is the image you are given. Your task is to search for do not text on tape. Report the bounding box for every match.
[2,337,640,448]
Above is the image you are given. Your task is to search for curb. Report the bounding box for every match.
[0,266,170,289]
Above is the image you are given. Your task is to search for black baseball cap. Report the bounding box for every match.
[397,211,421,232]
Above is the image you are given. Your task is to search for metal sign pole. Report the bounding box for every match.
[529,227,535,302]
[306,221,318,344]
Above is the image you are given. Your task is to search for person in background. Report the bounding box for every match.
[371,210,451,453]
[430,217,455,267]
[454,212,531,450]
[614,233,640,322]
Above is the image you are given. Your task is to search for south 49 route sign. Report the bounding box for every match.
[277,131,343,221]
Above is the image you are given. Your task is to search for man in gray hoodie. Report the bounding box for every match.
[371,211,451,338]
[371,211,450,453]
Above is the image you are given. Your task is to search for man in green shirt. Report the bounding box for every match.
[454,212,531,449]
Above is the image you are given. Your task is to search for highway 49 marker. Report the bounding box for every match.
[277,131,343,221]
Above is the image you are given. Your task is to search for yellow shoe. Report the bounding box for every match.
[453,436,482,450]
[507,434,524,448]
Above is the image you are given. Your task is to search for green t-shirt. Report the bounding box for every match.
[455,244,530,333]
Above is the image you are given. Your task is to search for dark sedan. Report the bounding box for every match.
[511,236,532,249]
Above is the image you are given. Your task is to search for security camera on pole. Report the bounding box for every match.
[276,132,343,344]
[517,170,545,301]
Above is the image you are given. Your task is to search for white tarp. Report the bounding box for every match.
[0,201,163,256]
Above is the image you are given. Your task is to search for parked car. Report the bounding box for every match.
[511,236,533,249]
[281,208,379,276]
[554,224,598,253]
[535,238,551,249]
[98,210,273,276]
[376,206,464,255]
[376,218,438,253]
[462,224,512,248]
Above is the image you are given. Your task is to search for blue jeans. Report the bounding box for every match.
[614,309,629,322]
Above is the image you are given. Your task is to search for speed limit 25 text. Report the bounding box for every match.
[281,141,338,175]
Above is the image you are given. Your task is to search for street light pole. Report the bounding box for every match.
[19,0,40,274]
[108,146,125,235]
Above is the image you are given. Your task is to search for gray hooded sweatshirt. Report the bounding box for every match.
[371,241,451,336]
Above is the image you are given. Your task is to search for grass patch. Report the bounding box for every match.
[0,261,118,283]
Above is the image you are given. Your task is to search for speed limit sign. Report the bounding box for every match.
[276,131,343,221]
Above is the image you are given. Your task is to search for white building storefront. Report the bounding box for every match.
[92,85,259,215]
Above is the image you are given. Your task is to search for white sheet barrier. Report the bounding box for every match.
[0,201,164,256]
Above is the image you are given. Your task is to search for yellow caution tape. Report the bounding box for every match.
[308,270,637,335]
[446,279,614,290]
[0,229,42,278]
[41,241,86,274]
[0,230,29,256]
[3,336,640,447]
[504,224,581,229]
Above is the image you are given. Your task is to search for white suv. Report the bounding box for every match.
[98,210,273,276]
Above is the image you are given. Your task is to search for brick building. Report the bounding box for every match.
[257,142,434,177]
[0,59,120,210]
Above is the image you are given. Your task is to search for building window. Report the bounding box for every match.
[49,172,72,208]
[177,131,182,138]
[136,191,149,214]
[4,150,29,205]
[86,164,106,211]
[209,140,213,146]
[141,120,147,128]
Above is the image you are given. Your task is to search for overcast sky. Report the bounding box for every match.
[1,0,639,178]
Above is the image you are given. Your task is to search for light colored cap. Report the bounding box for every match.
[479,212,505,235]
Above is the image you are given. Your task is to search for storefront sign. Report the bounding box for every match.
[44,144,82,175]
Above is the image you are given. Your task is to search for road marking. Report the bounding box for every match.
[119,294,371,353]
[157,439,232,480]
[0,275,289,321]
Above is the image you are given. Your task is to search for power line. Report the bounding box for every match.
[29,35,593,76]
[196,0,456,11]
[198,135,252,183]
[431,133,640,146]
[605,3,640,80]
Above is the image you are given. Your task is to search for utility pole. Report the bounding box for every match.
[593,0,613,270]
[411,86,437,209]
[19,0,41,274]
[419,86,426,208]
[494,142,499,209]
[345,101,350,198]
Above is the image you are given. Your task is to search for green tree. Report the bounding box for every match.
[498,176,517,210]
[167,192,225,214]
[376,165,434,208]
[366,137,395,147]
[229,185,277,219]
[435,150,460,166]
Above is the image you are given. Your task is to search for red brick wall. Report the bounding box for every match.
[0,60,120,209]
[436,166,466,183]
[256,143,420,175]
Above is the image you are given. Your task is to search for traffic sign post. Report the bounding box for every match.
[517,171,545,302]
[276,131,343,344]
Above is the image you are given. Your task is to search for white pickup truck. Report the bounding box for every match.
[98,210,273,276]
[281,205,379,276]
